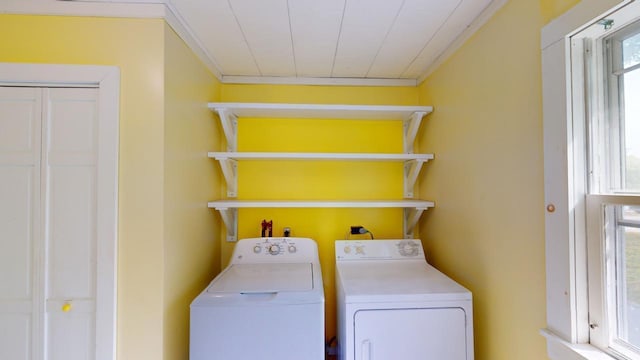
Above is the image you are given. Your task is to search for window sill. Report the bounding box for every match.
[541,329,617,360]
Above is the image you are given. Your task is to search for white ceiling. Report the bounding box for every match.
[3,0,506,85]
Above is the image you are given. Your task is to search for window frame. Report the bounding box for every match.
[541,1,639,359]
[586,194,640,359]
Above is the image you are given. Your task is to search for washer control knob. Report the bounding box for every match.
[343,246,351,254]
[288,245,297,253]
[253,245,262,254]
[269,244,281,255]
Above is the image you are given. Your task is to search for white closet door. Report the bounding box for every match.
[0,85,113,360]
[42,88,99,360]
[0,87,43,360]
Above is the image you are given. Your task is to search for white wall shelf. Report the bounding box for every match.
[208,200,434,242]
[208,102,435,242]
[208,152,434,161]
[208,102,433,153]
[208,152,434,199]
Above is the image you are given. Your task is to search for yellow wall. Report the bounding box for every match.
[220,83,419,341]
[0,14,222,360]
[163,24,221,360]
[540,0,580,24]
[416,0,580,359]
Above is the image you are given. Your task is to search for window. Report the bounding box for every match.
[570,2,640,359]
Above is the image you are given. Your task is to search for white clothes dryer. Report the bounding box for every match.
[335,239,473,360]
[190,237,325,360]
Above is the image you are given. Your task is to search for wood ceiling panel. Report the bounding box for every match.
[289,0,345,77]
[60,0,506,82]
[172,0,260,76]
[229,0,295,76]
[401,0,494,78]
[367,0,461,79]
[331,0,405,78]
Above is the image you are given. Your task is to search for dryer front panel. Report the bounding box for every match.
[354,307,468,360]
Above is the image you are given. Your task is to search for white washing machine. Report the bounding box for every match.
[190,237,325,360]
[335,239,473,360]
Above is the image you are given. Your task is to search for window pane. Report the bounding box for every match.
[616,205,640,349]
[623,68,640,191]
[623,32,640,69]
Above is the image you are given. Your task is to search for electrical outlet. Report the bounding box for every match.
[350,226,364,234]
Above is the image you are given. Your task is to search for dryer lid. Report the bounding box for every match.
[337,261,471,301]
[207,263,314,293]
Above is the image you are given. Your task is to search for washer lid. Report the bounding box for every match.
[207,263,313,293]
[337,261,471,302]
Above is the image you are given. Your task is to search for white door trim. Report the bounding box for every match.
[0,63,119,360]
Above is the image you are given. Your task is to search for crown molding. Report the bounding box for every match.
[221,75,417,87]
[0,0,166,18]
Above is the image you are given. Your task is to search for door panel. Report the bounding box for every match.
[0,87,40,162]
[43,88,99,360]
[47,166,96,299]
[0,87,42,360]
[0,313,32,360]
[354,308,467,360]
[0,167,36,299]
[47,311,94,360]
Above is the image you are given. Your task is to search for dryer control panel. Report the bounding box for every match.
[335,239,425,261]
[231,237,320,264]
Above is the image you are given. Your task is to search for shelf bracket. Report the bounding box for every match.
[217,207,238,242]
[404,207,427,239]
[215,108,238,152]
[403,111,427,154]
[217,158,238,197]
[404,159,426,198]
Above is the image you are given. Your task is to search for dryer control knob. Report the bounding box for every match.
[399,241,419,257]
[268,244,281,255]
[288,245,297,253]
[253,245,262,254]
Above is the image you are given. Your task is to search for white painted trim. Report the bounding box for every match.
[541,0,632,50]
[417,0,508,84]
[0,0,165,18]
[0,62,120,360]
[221,75,417,87]
[541,329,617,360]
[163,2,223,80]
[0,62,116,86]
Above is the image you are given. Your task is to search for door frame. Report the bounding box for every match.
[0,63,119,360]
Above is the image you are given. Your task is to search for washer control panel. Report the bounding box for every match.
[335,239,424,261]
[232,237,318,264]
